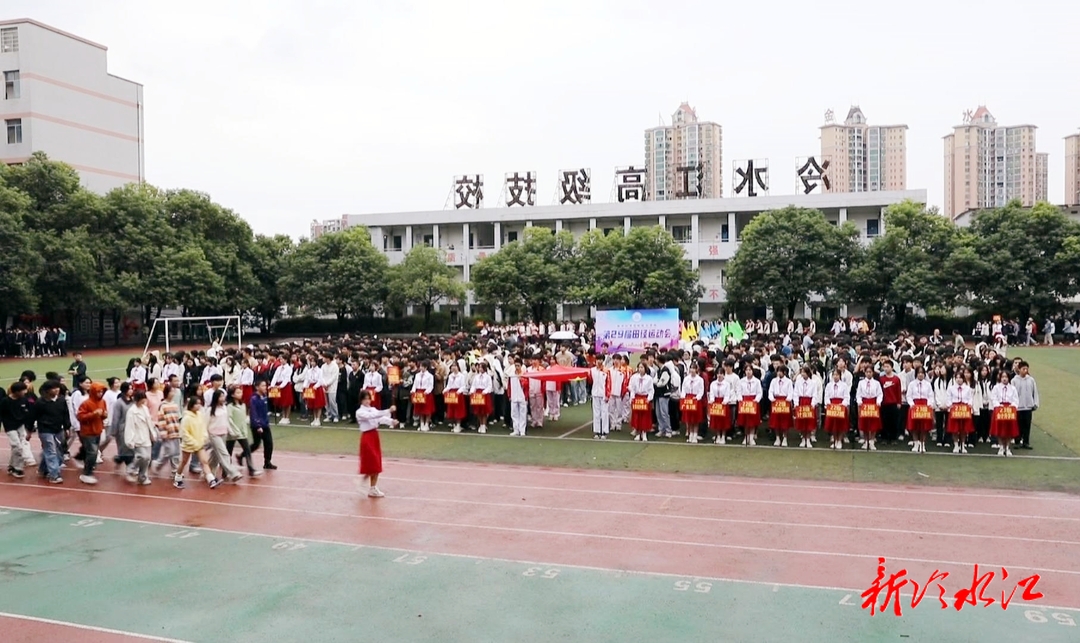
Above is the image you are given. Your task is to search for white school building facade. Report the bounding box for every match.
[340,189,928,321]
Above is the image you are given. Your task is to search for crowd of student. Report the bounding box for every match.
[1,326,69,358]
[0,323,1046,500]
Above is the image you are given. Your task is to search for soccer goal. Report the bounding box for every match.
[142,315,242,355]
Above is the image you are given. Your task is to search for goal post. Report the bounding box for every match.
[143,315,243,355]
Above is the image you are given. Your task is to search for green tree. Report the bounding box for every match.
[967,201,1080,319]
[249,234,295,332]
[470,227,575,322]
[0,185,43,320]
[726,207,859,320]
[281,227,389,320]
[844,201,960,329]
[568,227,702,315]
[0,152,82,219]
[387,245,465,330]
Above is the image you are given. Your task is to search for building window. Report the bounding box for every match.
[670,225,692,242]
[721,223,730,242]
[506,231,518,243]
[5,118,21,144]
[0,28,17,53]
[422,234,433,247]
[3,70,18,99]
[866,218,880,237]
[391,235,402,251]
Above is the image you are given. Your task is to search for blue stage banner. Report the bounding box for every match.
[594,309,679,354]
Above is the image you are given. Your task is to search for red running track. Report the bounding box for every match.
[0,614,190,643]
[2,449,1079,610]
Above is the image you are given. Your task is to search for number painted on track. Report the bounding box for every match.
[839,594,857,606]
[1052,613,1076,627]
[71,519,103,528]
[0,509,10,515]
[165,530,199,539]
[271,541,307,551]
[523,567,560,579]
[673,580,711,593]
[392,554,426,565]
[1025,610,1049,624]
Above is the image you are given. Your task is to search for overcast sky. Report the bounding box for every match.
[8,0,1079,237]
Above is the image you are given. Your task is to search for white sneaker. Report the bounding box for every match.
[79,475,97,485]
[96,453,104,464]
[869,441,877,451]
[452,425,462,433]
[960,445,968,454]
[641,433,647,442]
[773,437,781,447]
[952,444,961,453]
[279,418,291,425]
[311,419,321,427]
[478,425,486,434]
[367,487,385,498]
[780,437,787,447]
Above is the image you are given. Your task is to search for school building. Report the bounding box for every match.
[341,188,928,321]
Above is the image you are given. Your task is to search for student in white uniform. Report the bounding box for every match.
[507,359,528,437]
[589,364,611,440]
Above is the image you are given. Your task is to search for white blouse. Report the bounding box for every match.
[303,366,324,388]
[856,378,883,404]
[470,373,493,394]
[737,377,763,402]
[768,376,794,401]
[708,378,730,404]
[906,379,933,405]
[270,364,292,388]
[363,371,384,393]
[681,374,704,400]
[629,373,653,399]
[445,372,467,393]
[411,370,434,394]
[356,405,395,432]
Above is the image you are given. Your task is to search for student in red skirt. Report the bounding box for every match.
[823,369,850,450]
[238,359,255,406]
[905,367,934,453]
[793,366,817,448]
[707,367,732,444]
[410,359,435,432]
[468,362,494,434]
[989,370,1019,457]
[680,363,706,443]
[735,363,762,446]
[302,355,327,427]
[767,365,794,447]
[268,358,294,425]
[444,361,468,433]
[855,364,883,451]
[946,370,975,454]
[628,361,654,442]
[362,362,385,410]
[356,390,398,498]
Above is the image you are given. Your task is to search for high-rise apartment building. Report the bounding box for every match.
[310,217,343,239]
[819,107,907,194]
[1065,132,1080,206]
[943,106,1047,219]
[644,103,722,200]
[0,19,143,193]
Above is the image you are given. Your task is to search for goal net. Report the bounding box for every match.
[142,315,242,355]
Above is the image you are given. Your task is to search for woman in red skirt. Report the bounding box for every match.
[708,369,732,444]
[302,356,327,427]
[410,359,435,431]
[767,365,794,447]
[680,363,706,443]
[443,361,468,433]
[905,367,934,454]
[468,362,494,434]
[736,363,763,446]
[793,366,817,448]
[823,369,850,450]
[356,390,398,497]
[946,370,975,454]
[268,359,294,425]
[989,370,1019,457]
[855,364,883,451]
[628,362,654,442]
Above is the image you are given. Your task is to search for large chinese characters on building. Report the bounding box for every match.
[594,309,680,354]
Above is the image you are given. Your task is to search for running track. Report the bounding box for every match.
[1,447,1079,640]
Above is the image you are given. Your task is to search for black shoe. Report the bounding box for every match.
[263,463,278,470]
[8,467,24,479]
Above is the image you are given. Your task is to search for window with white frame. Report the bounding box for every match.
[5,118,21,144]
[670,225,691,242]
[3,70,18,99]
[0,28,17,53]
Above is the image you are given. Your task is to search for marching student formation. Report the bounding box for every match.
[0,323,1043,501]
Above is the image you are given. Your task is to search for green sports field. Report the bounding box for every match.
[4,347,1077,494]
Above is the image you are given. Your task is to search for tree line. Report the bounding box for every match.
[3,155,1077,340]
[725,201,1080,326]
